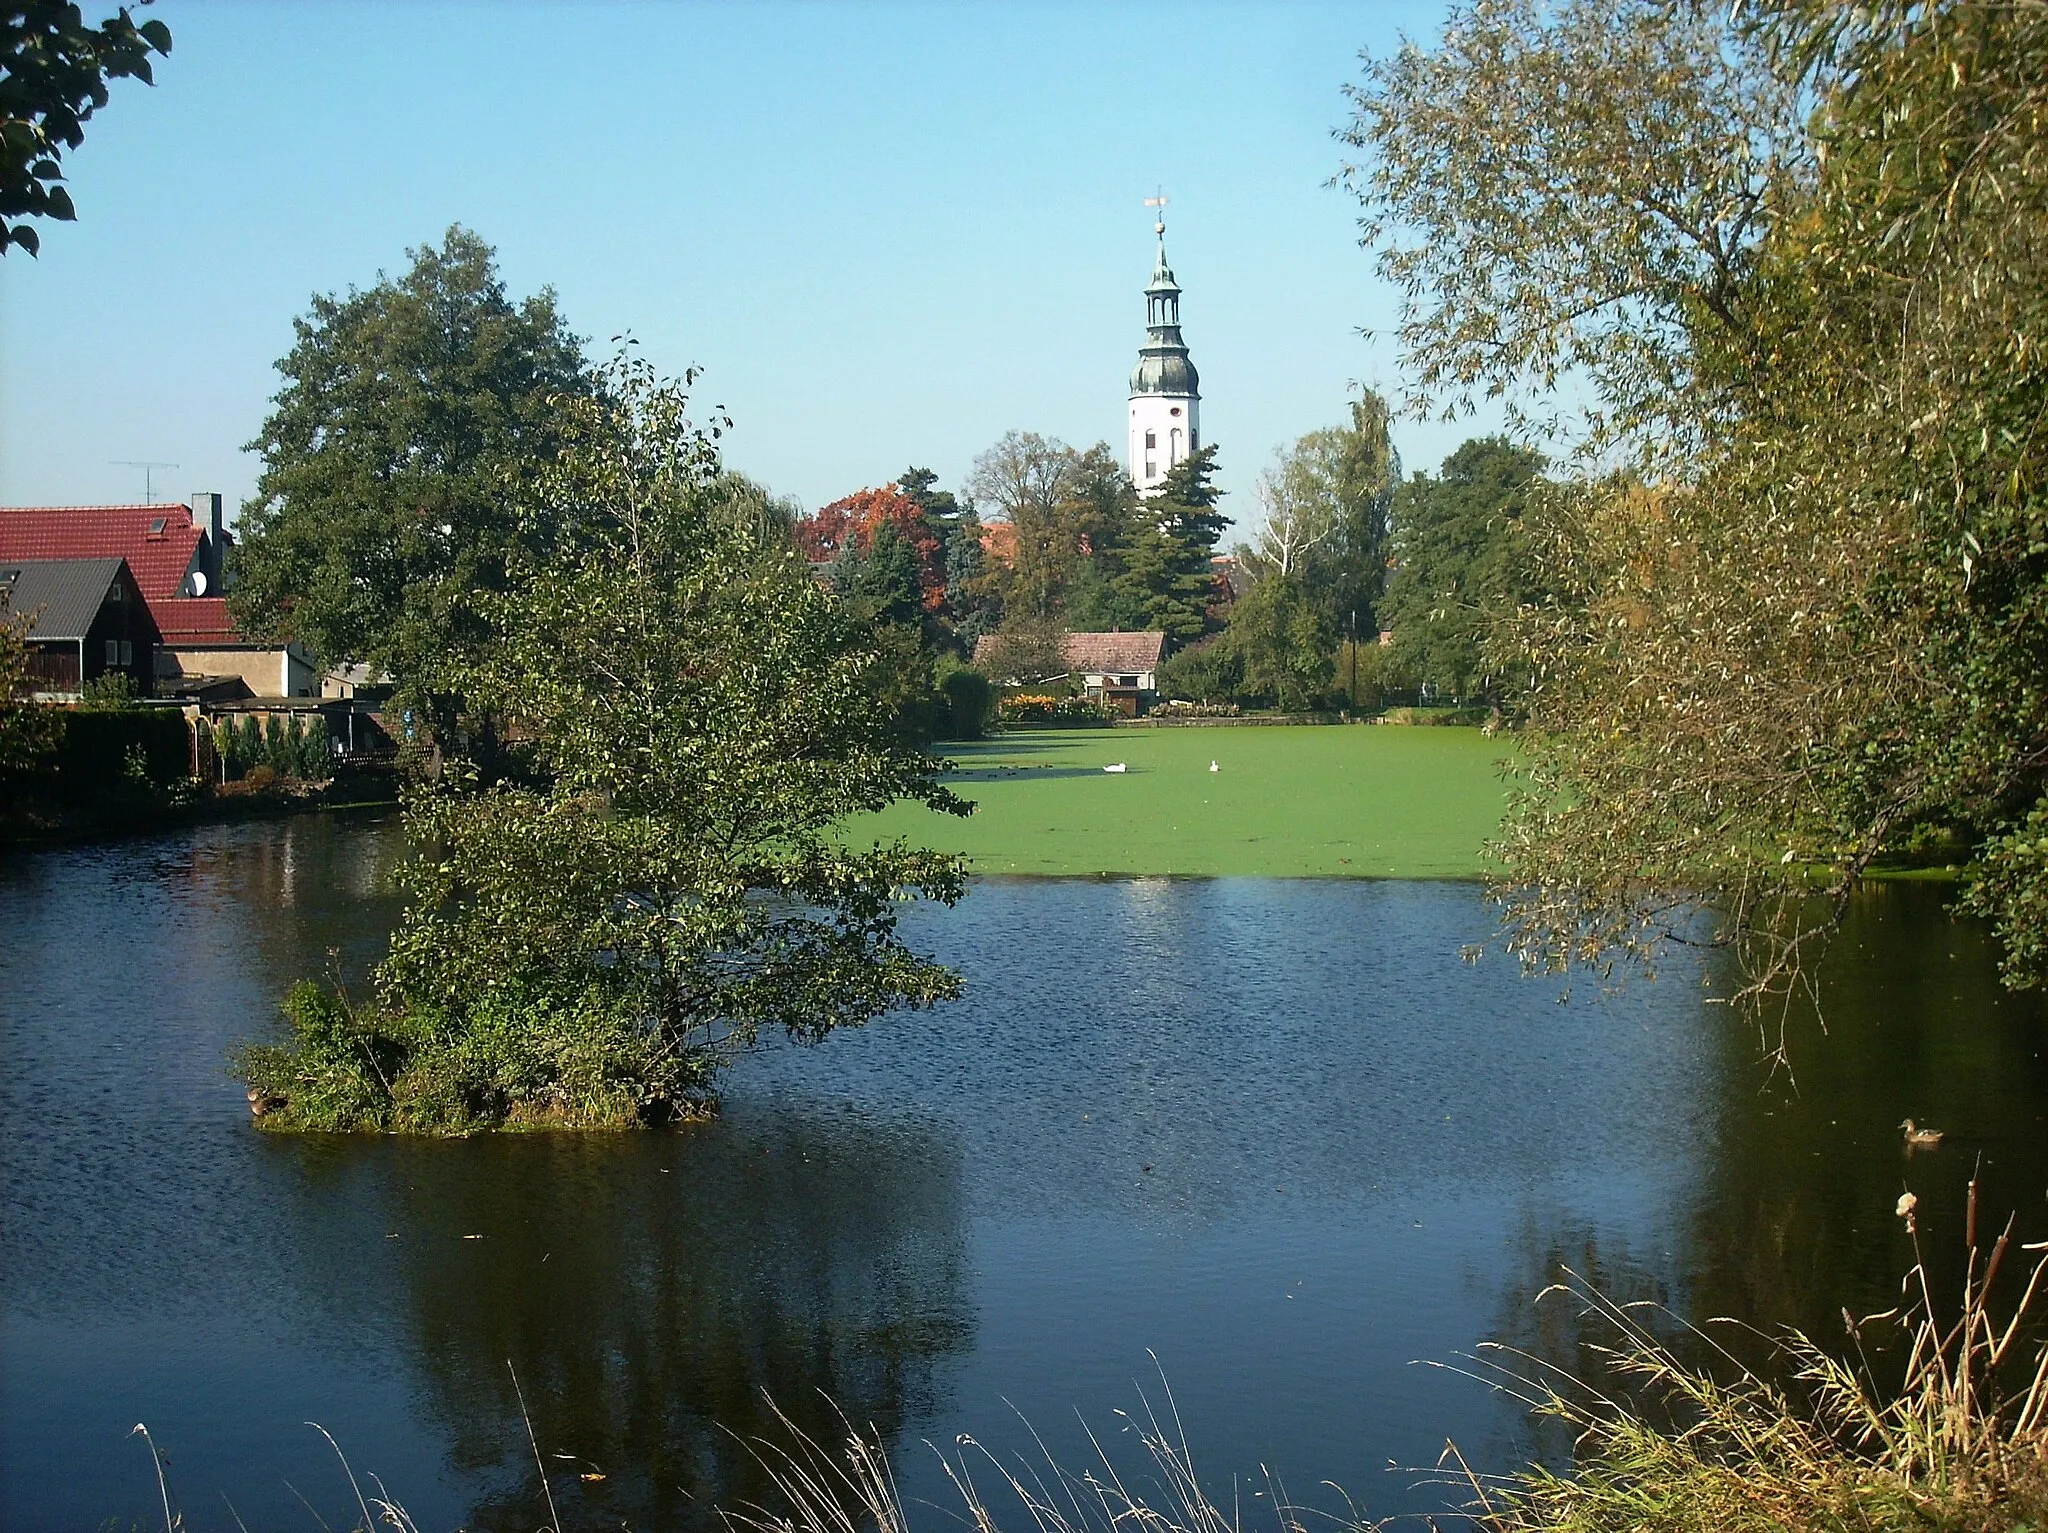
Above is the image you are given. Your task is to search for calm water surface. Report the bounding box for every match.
[3,816,2045,1532]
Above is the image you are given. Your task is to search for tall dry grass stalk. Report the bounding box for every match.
[731,1183,2046,1533]
[724,1378,1353,1533]
[1439,1174,2048,1532]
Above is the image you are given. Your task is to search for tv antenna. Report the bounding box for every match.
[111,460,179,502]
[1144,189,1169,235]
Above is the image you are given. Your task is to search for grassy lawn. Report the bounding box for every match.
[853,724,1513,877]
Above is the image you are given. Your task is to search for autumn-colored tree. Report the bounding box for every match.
[794,486,946,614]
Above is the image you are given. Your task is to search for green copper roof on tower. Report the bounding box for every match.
[1130,219,1198,398]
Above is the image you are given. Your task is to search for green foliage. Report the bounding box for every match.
[1337,0,1801,450]
[1333,639,1418,710]
[1186,398,1401,711]
[843,520,926,629]
[77,670,140,709]
[936,662,992,740]
[235,714,261,775]
[973,610,1068,686]
[1224,572,1339,711]
[263,713,288,774]
[1112,445,1228,642]
[1155,636,1244,705]
[1,0,171,256]
[239,353,970,1133]
[1246,392,1400,629]
[966,431,1085,621]
[1378,438,1549,701]
[1345,0,2048,996]
[298,714,329,778]
[228,226,591,698]
[0,614,58,790]
[42,707,189,801]
[1060,552,1149,632]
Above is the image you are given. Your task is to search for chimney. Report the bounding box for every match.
[190,492,227,590]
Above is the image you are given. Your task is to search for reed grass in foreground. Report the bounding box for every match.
[738,1184,2047,1533]
[129,1185,2047,1532]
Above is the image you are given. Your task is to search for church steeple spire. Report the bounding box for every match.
[1128,195,1200,494]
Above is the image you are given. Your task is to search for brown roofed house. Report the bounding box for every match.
[974,630,1168,716]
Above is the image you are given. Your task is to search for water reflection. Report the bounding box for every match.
[274,1113,971,1532]
[1481,882,2048,1436]
[1682,882,2048,1375]
[4,820,2046,1532]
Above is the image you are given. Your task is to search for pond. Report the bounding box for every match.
[3,815,2045,1532]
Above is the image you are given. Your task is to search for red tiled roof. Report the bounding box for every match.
[1061,631,1166,673]
[0,503,243,641]
[155,596,241,644]
[971,630,1168,675]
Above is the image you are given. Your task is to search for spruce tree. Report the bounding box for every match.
[1112,445,1227,642]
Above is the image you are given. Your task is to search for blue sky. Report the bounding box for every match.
[0,1,1487,533]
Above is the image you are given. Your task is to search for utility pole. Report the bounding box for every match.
[1349,609,1358,708]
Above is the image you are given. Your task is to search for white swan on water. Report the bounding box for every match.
[1103,763,1128,774]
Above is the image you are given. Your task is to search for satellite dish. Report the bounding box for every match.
[189,570,208,595]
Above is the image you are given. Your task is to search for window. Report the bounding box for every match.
[1170,428,1183,463]
[147,517,167,536]
[1169,407,1182,418]
[1144,430,1156,449]
[1119,675,1139,687]
[105,639,120,666]
[1144,459,1156,478]
[119,640,133,667]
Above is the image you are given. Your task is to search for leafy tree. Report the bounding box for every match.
[77,670,139,709]
[0,611,58,790]
[1378,438,1547,700]
[973,611,1068,686]
[1056,444,1149,630]
[1316,391,1402,632]
[965,431,1088,619]
[1,1,170,256]
[1343,0,2048,998]
[941,510,1000,647]
[229,227,591,700]
[1155,635,1243,705]
[796,485,945,616]
[1337,0,1802,454]
[236,354,969,1132]
[936,662,992,739]
[896,465,962,530]
[1112,445,1228,642]
[1223,572,1339,711]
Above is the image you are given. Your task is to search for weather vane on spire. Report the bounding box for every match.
[1144,189,1168,236]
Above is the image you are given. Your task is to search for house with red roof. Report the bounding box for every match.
[0,495,317,698]
[974,629,1168,715]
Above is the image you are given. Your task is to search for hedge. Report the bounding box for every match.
[48,709,192,799]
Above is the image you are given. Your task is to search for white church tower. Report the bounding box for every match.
[1127,205,1200,494]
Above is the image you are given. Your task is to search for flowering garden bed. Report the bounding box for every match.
[995,694,1115,726]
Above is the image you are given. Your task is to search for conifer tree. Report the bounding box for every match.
[1113,445,1226,642]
